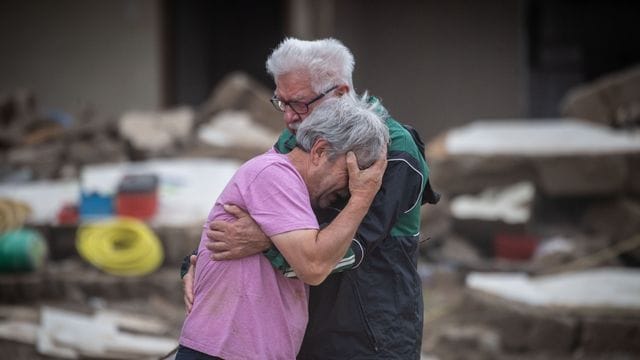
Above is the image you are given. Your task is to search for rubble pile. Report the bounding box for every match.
[0,73,279,310]
[0,90,127,181]
[0,72,281,184]
[0,303,180,359]
[562,64,640,129]
[420,68,640,357]
[422,118,640,272]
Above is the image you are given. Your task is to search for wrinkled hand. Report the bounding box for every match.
[206,204,271,260]
[346,150,387,202]
[182,255,196,313]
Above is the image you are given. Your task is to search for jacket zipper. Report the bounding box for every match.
[351,275,380,352]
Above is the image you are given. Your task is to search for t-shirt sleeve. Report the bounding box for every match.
[243,162,319,237]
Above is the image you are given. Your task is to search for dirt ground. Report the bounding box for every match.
[1,259,638,360]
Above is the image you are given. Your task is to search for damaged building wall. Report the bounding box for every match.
[333,0,526,141]
[0,0,163,116]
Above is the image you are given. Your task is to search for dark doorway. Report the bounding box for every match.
[526,0,640,117]
[164,0,286,107]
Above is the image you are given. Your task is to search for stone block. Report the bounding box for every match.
[627,154,640,195]
[579,316,640,354]
[429,154,535,196]
[465,289,577,354]
[533,155,628,196]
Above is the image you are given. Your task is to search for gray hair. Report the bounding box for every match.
[296,95,389,169]
[266,38,355,95]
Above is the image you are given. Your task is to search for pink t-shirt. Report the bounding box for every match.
[179,151,319,360]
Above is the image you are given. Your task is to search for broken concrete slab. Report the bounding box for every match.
[94,309,169,335]
[0,321,38,345]
[428,150,535,195]
[7,141,66,180]
[461,287,578,354]
[197,109,279,153]
[450,182,534,224]
[428,119,640,197]
[532,154,628,196]
[444,119,640,156]
[466,267,640,310]
[118,107,194,157]
[66,135,127,166]
[579,316,640,355]
[37,306,177,359]
[429,324,501,359]
[197,71,283,132]
[561,64,640,128]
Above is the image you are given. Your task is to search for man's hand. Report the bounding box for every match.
[346,150,387,203]
[206,204,271,260]
[182,255,196,313]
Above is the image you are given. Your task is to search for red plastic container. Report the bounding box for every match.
[494,233,538,260]
[115,174,159,220]
[116,193,158,220]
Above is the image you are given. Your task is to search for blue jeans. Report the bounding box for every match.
[174,345,224,360]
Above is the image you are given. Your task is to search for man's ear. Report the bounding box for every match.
[310,139,329,165]
[334,84,350,97]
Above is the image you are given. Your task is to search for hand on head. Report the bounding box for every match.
[345,149,387,202]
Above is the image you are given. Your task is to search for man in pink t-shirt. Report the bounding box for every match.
[176,96,389,360]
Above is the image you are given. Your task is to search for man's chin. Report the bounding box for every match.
[287,123,300,133]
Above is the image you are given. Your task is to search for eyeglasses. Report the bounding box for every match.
[270,85,339,115]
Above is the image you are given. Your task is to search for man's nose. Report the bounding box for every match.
[284,107,300,123]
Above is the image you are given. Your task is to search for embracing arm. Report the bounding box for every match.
[271,152,385,285]
[205,205,271,260]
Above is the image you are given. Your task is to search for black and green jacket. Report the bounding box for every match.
[272,100,438,359]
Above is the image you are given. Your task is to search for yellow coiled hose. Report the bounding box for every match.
[76,217,164,276]
[0,198,31,233]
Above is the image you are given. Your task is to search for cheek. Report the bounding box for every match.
[337,175,348,190]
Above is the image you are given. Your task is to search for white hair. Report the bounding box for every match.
[296,95,389,169]
[266,38,355,95]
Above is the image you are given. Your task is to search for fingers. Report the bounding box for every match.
[184,292,193,314]
[183,273,194,314]
[205,229,225,247]
[209,220,229,232]
[189,255,197,266]
[222,204,249,219]
[346,151,359,175]
[210,250,232,261]
[206,238,230,253]
[370,152,388,174]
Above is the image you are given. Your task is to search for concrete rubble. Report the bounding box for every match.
[0,74,282,358]
[0,71,277,184]
[561,64,640,129]
[0,305,177,359]
[420,73,640,357]
[423,118,640,266]
[2,67,640,359]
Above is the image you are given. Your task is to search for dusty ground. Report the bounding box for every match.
[1,260,639,359]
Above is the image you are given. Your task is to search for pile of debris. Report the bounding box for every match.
[0,72,282,184]
[0,304,178,359]
[419,64,640,359]
[422,117,640,272]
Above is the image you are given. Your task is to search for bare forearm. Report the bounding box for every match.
[314,197,369,264]
[290,196,372,283]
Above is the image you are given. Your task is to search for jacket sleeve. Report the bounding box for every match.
[349,150,425,262]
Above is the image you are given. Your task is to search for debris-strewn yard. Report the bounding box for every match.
[2,68,640,359]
